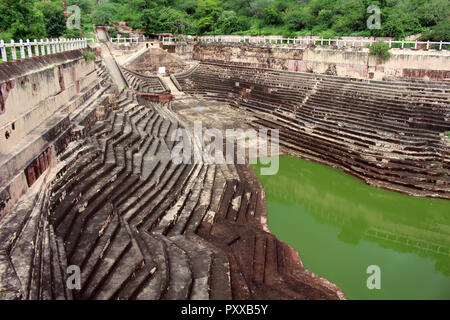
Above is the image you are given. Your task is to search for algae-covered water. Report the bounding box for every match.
[252,156,450,300]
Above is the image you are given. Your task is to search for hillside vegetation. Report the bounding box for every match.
[0,0,448,41]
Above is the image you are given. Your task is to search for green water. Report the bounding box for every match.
[252,156,450,300]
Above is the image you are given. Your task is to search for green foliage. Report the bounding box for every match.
[195,0,223,33]
[94,2,119,25]
[36,1,66,38]
[284,7,313,32]
[0,0,448,40]
[369,40,391,63]
[0,0,46,39]
[109,26,119,39]
[82,50,95,62]
[421,19,450,42]
[62,28,82,38]
[264,5,282,26]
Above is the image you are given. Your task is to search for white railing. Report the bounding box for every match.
[162,36,450,50]
[111,37,139,43]
[0,38,89,62]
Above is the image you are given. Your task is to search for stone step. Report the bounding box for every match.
[160,236,192,300]
[52,162,116,229]
[75,212,120,299]
[120,163,187,224]
[110,226,157,300]
[64,169,132,259]
[92,219,145,300]
[9,185,48,299]
[114,160,164,207]
[133,135,154,176]
[170,235,211,300]
[135,232,168,300]
[48,225,70,300]
[135,164,197,230]
[166,166,208,236]
[79,223,132,299]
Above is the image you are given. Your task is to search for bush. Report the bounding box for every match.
[82,50,95,63]
[369,40,391,63]
[62,28,82,38]
[263,5,282,26]
[420,19,450,42]
[284,8,313,32]
[109,26,118,39]
[36,2,66,38]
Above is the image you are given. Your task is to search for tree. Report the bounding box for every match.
[421,19,450,42]
[36,1,67,37]
[93,2,119,25]
[217,10,249,34]
[379,9,421,38]
[195,0,222,20]
[195,0,222,33]
[416,0,450,27]
[284,8,313,32]
[369,40,391,63]
[67,0,96,13]
[0,0,46,39]
[331,1,366,34]
[263,5,282,26]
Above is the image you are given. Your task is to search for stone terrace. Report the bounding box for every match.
[174,62,450,199]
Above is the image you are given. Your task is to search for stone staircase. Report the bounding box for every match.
[1,65,344,300]
[121,67,168,93]
[174,62,450,199]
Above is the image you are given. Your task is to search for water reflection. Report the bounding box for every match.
[253,156,450,298]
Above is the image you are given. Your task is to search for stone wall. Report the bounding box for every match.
[0,51,97,153]
[127,47,187,75]
[173,43,195,61]
[0,50,100,220]
[190,42,450,81]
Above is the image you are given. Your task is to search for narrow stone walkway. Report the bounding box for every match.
[160,76,185,97]
[95,28,127,89]
[100,43,127,89]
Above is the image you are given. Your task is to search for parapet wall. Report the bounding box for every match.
[190,42,450,81]
[0,51,97,152]
[0,50,101,220]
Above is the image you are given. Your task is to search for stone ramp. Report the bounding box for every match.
[99,42,128,89]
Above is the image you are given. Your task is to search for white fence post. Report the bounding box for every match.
[26,39,32,57]
[46,38,50,54]
[40,39,45,56]
[33,39,39,56]
[19,39,25,59]
[0,40,6,61]
[11,40,17,60]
